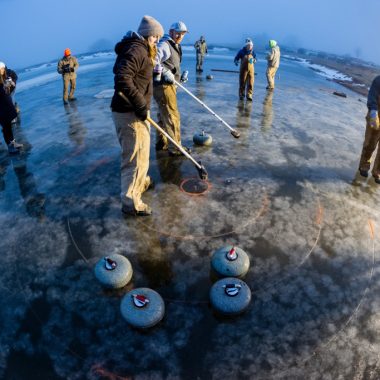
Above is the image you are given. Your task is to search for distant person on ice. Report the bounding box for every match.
[194,36,208,72]
[111,15,164,216]
[266,39,280,90]
[358,75,380,184]
[153,21,191,156]
[1,63,19,121]
[0,62,23,154]
[234,38,257,101]
[57,48,79,105]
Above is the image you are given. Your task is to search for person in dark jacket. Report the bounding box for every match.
[358,75,380,183]
[0,62,23,154]
[111,15,163,216]
[234,38,257,101]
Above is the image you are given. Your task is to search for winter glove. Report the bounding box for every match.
[163,70,175,84]
[180,70,189,83]
[368,110,379,130]
[153,64,163,82]
[135,106,148,121]
[70,67,75,72]
[234,59,239,66]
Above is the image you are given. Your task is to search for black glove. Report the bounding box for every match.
[70,68,75,72]
[135,107,148,121]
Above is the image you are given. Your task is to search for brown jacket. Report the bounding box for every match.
[57,56,79,79]
[111,33,153,113]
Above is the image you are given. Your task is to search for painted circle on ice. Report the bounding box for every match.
[210,277,251,315]
[211,245,250,278]
[94,253,133,289]
[120,288,165,328]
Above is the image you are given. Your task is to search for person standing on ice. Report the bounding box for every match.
[358,75,380,184]
[194,35,208,72]
[266,39,280,90]
[1,64,20,121]
[234,38,257,101]
[153,21,192,156]
[0,62,23,154]
[111,15,164,216]
[57,48,79,105]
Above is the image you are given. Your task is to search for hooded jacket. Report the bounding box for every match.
[266,45,281,68]
[234,47,257,65]
[0,84,17,125]
[367,75,380,111]
[111,32,153,113]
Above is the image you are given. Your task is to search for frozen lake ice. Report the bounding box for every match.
[0,48,379,380]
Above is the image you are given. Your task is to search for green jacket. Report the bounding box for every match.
[57,56,79,78]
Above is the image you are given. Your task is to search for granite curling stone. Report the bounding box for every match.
[94,254,133,289]
[210,277,251,315]
[206,74,213,80]
[211,245,250,278]
[120,288,165,328]
[193,130,213,146]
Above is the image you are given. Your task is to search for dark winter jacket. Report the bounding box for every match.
[111,32,153,114]
[234,47,257,64]
[0,84,17,125]
[367,75,380,111]
[6,68,18,83]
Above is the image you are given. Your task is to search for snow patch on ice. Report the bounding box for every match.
[17,62,110,92]
[287,56,353,82]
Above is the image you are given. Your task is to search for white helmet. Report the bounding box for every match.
[170,21,188,33]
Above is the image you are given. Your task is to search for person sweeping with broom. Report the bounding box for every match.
[110,15,164,216]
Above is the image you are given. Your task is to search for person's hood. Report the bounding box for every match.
[114,31,146,55]
[269,39,277,48]
[160,34,173,43]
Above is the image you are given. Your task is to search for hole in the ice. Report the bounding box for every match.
[180,178,210,195]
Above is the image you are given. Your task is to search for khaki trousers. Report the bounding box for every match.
[153,84,181,149]
[112,112,151,211]
[359,114,380,178]
[239,65,254,98]
[196,53,204,71]
[63,75,76,101]
[266,66,278,89]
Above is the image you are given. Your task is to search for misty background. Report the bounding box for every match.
[1,0,379,69]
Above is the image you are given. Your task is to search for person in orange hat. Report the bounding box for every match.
[57,48,79,104]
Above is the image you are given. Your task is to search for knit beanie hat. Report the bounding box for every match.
[138,15,164,38]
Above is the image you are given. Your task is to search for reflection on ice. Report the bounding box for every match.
[0,50,379,380]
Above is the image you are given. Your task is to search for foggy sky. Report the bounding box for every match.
[1,0,379,69]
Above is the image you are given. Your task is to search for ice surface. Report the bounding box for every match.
[0,48,379,380]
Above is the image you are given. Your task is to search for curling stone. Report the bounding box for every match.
[210,277,251,316]
[211,245,250,278]
[94,254,133,289]
[206,74,213,80]
[193,130,213,146]
[120,288,165,329]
